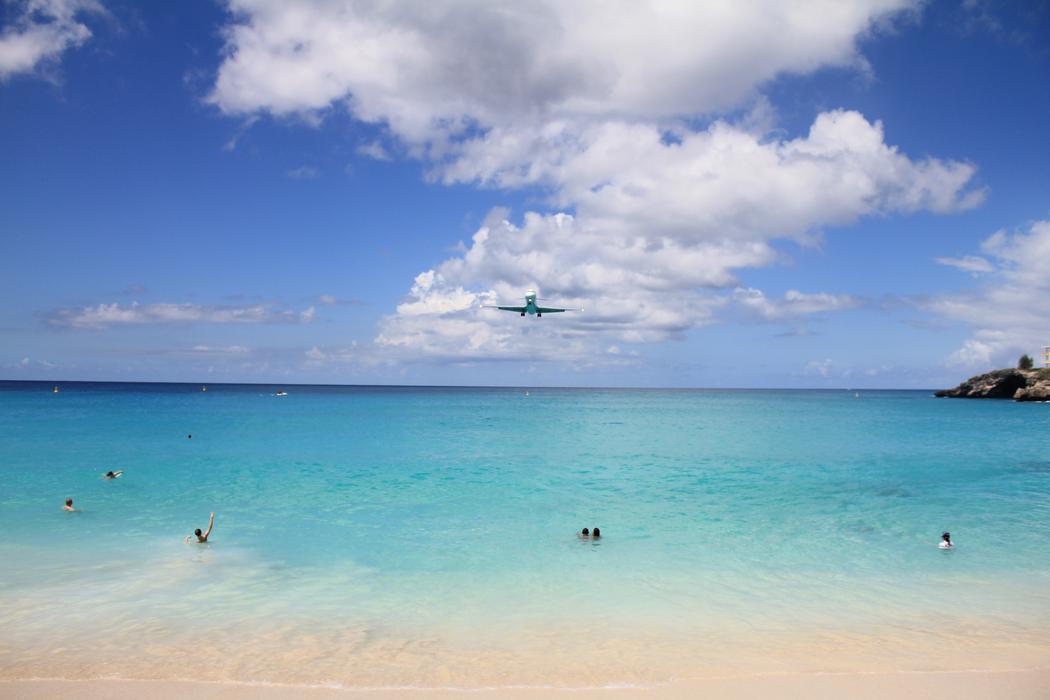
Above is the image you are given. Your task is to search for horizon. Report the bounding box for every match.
[0,377,949,392]
[3,1,1048,389]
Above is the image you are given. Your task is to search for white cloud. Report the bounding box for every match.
[732,287,860,320]
[207,1,987,366]
[356,141,391,161]
[930,221,1050,369]
[440,111,983,225]
[0,0,103,80]
[934,255,994,274]
[376,112,978,362]
[210,0,916,141]
[46,301,318,329]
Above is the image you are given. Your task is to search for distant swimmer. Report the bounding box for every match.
[187,434,192,439]
[63,498,76,512]
[104,470,123,479]
[186,512,215,544]
[592,527,601,538]
[939,531,953,549]
[578,527,590,538]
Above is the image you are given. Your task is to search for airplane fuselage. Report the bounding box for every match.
[523,291,539,316]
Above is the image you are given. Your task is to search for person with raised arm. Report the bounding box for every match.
[186,512,215,543]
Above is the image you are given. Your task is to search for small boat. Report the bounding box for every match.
[275,390,288,397]
[52,385,60,393]
[201,385,208,392]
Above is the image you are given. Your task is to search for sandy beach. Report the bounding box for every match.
[3,671,1049,700]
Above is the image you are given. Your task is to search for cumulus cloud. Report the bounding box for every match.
[375,112,978,362]
[46,301,318,329]
[207,1,986,366]
[929,221,1050,368]
[441,111,983,222]
[0,0,103,80]
[210,0,916,139]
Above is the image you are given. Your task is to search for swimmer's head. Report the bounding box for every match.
[942,531,951,542]
[65,498,73,506]
[105,471,114,477]
[592,527,600,537]
[195,528,202,537]
[581,528,589,535]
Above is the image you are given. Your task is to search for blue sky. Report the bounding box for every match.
[2,0,1048,387]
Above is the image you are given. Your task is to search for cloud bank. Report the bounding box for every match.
[209,0,986,366]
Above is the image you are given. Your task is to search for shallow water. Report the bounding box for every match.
[2,382,1049,686]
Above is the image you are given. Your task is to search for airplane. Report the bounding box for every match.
[485,289,579,317]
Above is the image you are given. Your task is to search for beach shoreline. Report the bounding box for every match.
[3,670,1049,699]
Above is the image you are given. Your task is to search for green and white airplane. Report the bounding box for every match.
[486,289,578,317]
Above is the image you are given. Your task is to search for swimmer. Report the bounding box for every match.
[63,498,75,512]
[592,527,601,538]
[939,531,952,549]
[104,470,123,479]
[187,434,192,439]
[185,512,215,544]
[578,527,590,538]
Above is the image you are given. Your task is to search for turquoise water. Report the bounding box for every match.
[2,382,1049,685]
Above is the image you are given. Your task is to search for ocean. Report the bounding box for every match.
[1,381,1048,687]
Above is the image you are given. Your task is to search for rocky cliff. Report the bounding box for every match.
[935,368,1050,401]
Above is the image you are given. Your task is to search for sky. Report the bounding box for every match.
[1,0,1048,388]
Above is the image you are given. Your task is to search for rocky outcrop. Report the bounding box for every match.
[936,368,1050,401]
[1014,374,1050,402]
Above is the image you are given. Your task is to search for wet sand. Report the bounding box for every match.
[3,670,1049,699]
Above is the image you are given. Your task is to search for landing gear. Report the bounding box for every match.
[520,312,525,317]
[537,313,542,317]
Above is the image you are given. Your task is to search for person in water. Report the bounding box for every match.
[939,531,952,549]
[592,527,601,538]
[104,470,123,479]
[63,498,75,512]
[579,527,590,538]
[186,512,215,543]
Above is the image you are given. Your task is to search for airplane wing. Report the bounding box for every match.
[492,305,527,312]
[535,306,568,313]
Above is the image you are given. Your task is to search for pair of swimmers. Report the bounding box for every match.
[61,470,123,511]
[579,527,601,539]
